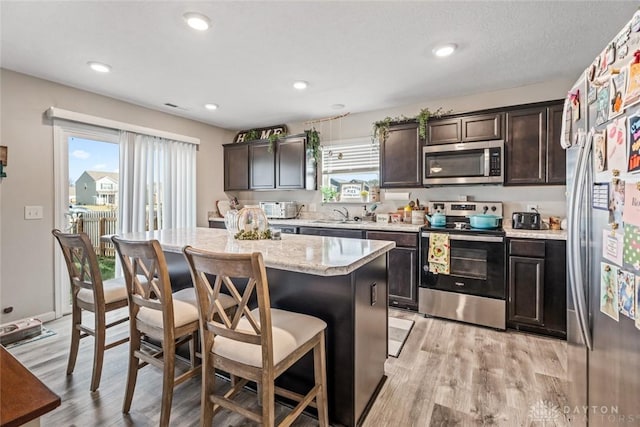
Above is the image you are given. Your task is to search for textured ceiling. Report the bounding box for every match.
[1,1,637,130]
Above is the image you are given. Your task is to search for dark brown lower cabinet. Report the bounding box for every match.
[366,231,418,311]
[298,227,364,239]
[508,238,566,338]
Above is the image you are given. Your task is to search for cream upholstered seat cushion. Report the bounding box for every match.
[77,276,128,305]
[212,308,326,368]
[136,287,236,329]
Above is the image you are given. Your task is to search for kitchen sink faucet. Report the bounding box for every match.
[333,207,349,221]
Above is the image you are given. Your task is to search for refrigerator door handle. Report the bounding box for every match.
[568,130,593,351]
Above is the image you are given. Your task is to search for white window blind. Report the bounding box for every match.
[322,139,380,174]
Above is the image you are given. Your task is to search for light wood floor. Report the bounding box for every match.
[7,308,569,426]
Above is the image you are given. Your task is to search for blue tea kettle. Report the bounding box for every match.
[425,212,446,227]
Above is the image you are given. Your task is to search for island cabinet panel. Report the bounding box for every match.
[249,141,276,189]
[507,238,566,338]
[366,230,418,310]
[505,102,565,185]
[380,122,422,188]
[275,136,306,189]
[223,144,249,191]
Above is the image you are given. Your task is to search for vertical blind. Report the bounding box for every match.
[321,139,380,173]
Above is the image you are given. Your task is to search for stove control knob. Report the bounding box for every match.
[482,205,489,213]
[491,206,497,212]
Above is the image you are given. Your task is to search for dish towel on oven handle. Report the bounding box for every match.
[428,232,450,275]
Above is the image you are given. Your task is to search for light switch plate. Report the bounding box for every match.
[24,205,43,220]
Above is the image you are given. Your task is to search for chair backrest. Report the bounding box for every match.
[52,229,105,307]
[182,247,273,358]
[112,237,174,330]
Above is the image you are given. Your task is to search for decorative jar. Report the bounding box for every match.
[237,205,269,233]
[224,210,239,234]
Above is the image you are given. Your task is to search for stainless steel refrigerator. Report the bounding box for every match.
[565,9,640,426]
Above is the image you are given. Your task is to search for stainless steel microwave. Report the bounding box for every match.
[422,140,504,186]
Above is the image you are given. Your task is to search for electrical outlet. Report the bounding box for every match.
[24,205,43,220]
[527,204,538,212]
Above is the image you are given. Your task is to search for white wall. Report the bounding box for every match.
[0,69,233,323]
[233,78,574,223]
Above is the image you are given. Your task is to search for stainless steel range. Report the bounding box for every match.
[419,201,506,330]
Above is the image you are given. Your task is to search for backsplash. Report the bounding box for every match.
[219,185,566,225]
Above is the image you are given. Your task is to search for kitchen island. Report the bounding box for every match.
[116,227,395,427]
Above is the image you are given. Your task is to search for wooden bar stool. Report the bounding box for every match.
[183,246,329,427]
[52,229,129,392]
[112,237,235,427]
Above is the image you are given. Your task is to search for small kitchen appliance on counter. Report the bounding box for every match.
[511,211,541,230]
[419,201,506,330]
[259,201,298,219]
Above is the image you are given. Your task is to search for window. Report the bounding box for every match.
[321,137,379,202]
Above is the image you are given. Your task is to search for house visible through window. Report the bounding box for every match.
[321,138,379,202]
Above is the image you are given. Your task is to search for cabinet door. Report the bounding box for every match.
[249,141,275,189]
[546,104,566,184]
[462,113,503,142]
[542,240,566,335]
[224,144,249,191]
[509,255,545,326]
[380,122,422,188]
[427,118,461,145]
[298,227,364,239]
[505,108,546,185]
[276,137,305,189]
[388,247,418,310]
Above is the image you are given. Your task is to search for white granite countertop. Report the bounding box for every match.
[117,227,395,276]
[208,216,423,233]
[503,225,567,241]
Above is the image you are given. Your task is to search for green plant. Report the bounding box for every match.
[372,108,450,143]
[321,186,338,202]
[305,127,321,162]
[244,129,260,141]
[267,132,287,153]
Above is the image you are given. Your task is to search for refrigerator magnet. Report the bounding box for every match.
[600,262,619,322]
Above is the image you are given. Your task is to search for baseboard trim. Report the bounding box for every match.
[0,311,57,326]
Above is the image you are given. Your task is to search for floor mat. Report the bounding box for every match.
[4,327,57,349]
[388,317,414,357]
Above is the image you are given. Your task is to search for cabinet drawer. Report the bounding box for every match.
[366,231,417,248]
[509,239,545,257]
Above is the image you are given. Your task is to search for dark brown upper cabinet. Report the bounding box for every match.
[275,136,306,189]
[380,122,422,188]
[427,113,503,145]
[505,102,565,185]
[223,134,314,192]
[223,144,249,191]
[249,141,275,189]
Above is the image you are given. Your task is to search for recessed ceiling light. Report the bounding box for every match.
[432,43,457,58]
[204,103,219,110]
[183,12,211,31]
[293,81,308,90]
[87,61,111,73]
[331,104,345,110]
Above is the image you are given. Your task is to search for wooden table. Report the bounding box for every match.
[116,227,394,427]
[1,346,61,427]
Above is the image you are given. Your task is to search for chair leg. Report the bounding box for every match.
[314,333,329,427]
[90,312,106,392]
[189,330,197,367]
[200,351,214,427]
[159,339,176,427]
[260,372,275,427]
[67,306,82,375]
[122,327,141,414]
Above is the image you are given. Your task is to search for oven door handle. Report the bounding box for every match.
[421,232,504,243]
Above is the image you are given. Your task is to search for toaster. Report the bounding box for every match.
[512,212,541,230]
[259,201,298,219]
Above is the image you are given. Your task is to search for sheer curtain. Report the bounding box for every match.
[119,132,196,233]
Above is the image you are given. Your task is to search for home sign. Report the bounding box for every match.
[234,125,288,143]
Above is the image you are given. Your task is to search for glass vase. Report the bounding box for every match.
[237,205,269,233]
[224,210,239,234]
